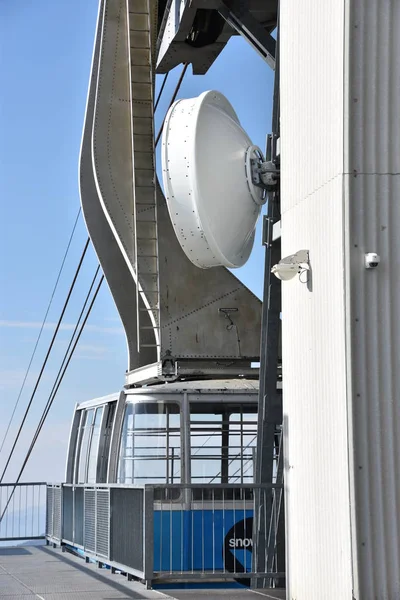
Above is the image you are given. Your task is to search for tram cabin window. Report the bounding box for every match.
[190,404,257,484]
[76,409,95,483]
[98,402,116,482]
[118,401,181,485]
[86,408,103,483]
[72,401,116,484]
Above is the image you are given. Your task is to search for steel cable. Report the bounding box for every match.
[155,63,188,147]
[0,237,91,483]
[0,209,82,459]
[0,275,104,523]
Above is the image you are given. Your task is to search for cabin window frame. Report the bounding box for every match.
[86,406,104,484]
[97,402,116,483]
[117,400,181,485]
[189,403,258,484]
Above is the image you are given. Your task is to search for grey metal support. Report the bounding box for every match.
[221,410,230,484]
[217,0,276,69]
[253,8,283,589]
[182,393,191,509]
[272,435,285,587]
[107,391,126,483]
[143,486,154,588]
[65,408,81,483]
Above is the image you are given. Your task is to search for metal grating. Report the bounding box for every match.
[96,489,110,558]
[84,489,96,553]
[46,487,54,537]
[53,487,62,541]
[62,486,73,542]
[74,487,84,547]
[111,488,144,572]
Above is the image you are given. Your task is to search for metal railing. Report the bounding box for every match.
[46,482,284,587]
[0,482,46,542]
[151,483,284,585]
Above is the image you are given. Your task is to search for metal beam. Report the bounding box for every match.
[253,9,283,588]
[217,0,276,69]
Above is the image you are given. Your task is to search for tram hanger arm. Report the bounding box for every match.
[216,0,276,70]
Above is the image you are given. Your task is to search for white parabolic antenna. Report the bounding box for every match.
[161,90,267,269]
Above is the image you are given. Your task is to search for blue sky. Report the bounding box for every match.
[0,0,273,481]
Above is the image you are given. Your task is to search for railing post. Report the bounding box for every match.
[143,486,154,589]
[60,484,64,543]
[72,486,75,544]
[52,485,55,539]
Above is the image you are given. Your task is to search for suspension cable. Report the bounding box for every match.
[155,63,188,147]
[0,209,82,459]
[31,265,101,445]
[154,72,169,111]
[0,237,91,483]
[0,275,104,523]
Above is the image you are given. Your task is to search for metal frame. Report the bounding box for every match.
[115,392,261,486]
[69,382,263,486]
[46,482,284,587]
[85,406,104,484]
[217,0,276,68]
[64,404,80,482]
[81,0,264,380]
[253,9,284,588]
[118,400,182,485]
[125,360,260,387]
[0,482,47,543]
[46,483,63,545]
[97,401,116,483]
[107,391,127,483]
[78,408,94,484]
[72,411,85,484]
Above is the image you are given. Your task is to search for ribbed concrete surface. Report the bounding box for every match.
[0,546,172,599]
[0,546,285,600]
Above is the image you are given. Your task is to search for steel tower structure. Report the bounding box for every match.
[79,0,282,587]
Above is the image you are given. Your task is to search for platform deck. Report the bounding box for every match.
[0,546,285,600]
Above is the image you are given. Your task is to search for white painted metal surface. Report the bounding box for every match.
[281,0,400,598]
[161,91,264,268]
[280,1,352,598]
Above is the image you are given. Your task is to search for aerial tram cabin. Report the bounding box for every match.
[66,380,259,490]
[62,380,283,579]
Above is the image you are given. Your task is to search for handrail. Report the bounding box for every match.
[48,482,282,489]
[0,482,46,542]
[0,481,47,487]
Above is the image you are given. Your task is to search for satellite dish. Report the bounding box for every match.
[161,90,267,269]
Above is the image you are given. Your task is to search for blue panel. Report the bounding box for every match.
[153,509,253,574]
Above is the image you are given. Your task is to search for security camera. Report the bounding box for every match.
[365,253,380,269]
[271,263,300,281]
[271,250,310,281]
